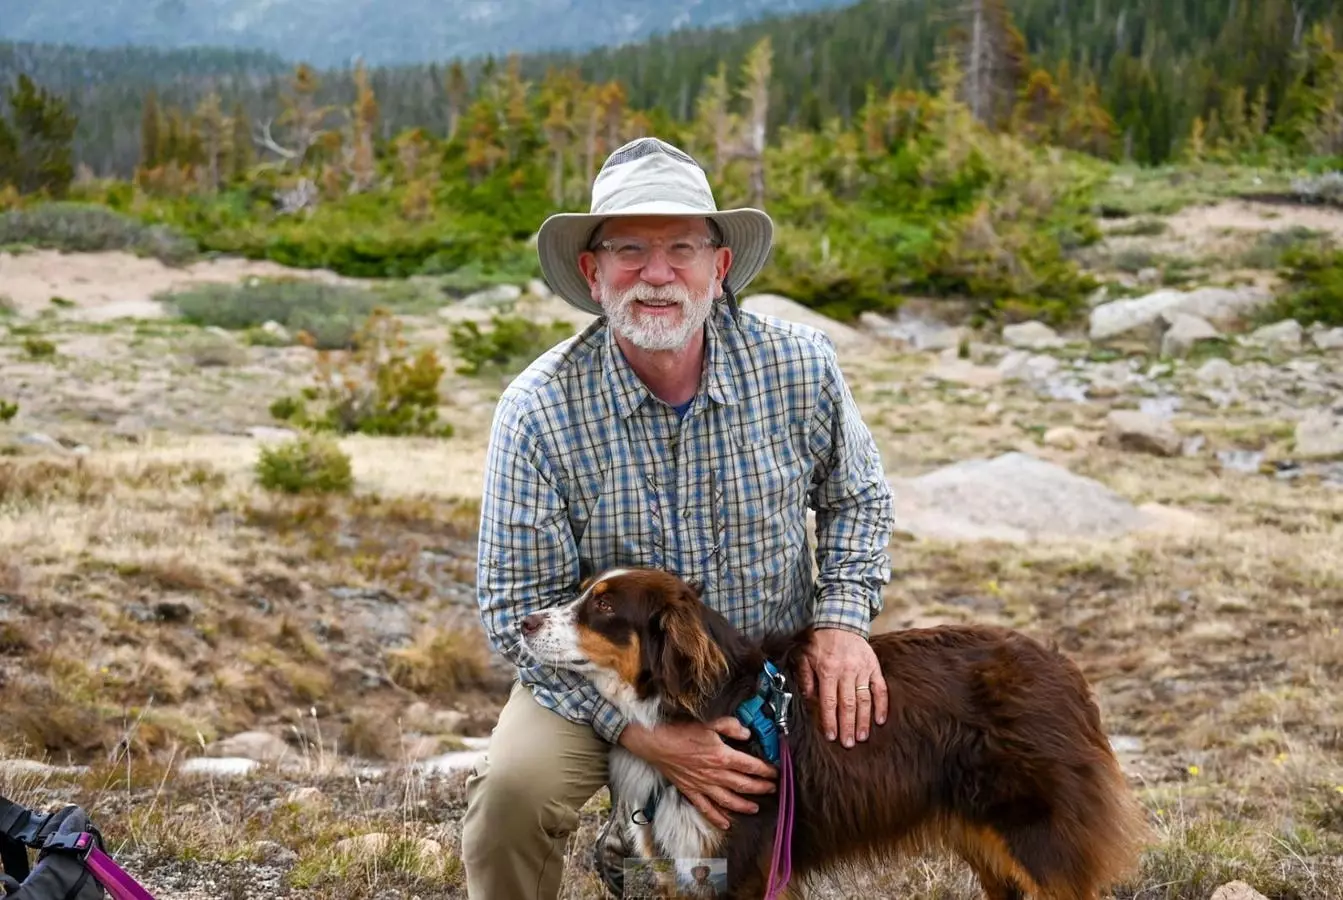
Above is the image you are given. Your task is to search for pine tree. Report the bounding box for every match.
[5,74,77,196]
[141,89,161,169]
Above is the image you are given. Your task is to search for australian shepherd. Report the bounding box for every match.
[519,566,1149,900]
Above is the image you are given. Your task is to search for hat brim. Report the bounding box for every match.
[536,202,775,317]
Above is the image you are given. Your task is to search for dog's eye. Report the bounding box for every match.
[594,597,613,615]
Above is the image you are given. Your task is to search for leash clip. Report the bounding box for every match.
[763,661,793,736]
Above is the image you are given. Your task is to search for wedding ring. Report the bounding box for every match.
[855,684,870,692]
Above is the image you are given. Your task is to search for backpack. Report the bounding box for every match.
[0,794,155,900]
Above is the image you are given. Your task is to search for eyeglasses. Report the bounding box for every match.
[593,235,719,270]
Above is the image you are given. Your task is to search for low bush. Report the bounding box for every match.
[0,203,197,265]
[161,279,383,350]
[1261,245,1343,327]
[448,314,574,377]
[271,309,455,437]
[255,435,354,495]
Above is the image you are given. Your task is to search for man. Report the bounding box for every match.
[682,862,722,899]
[462,137,895,899]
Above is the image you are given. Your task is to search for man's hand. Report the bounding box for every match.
[618,718,777,830]
[797,627,888,747]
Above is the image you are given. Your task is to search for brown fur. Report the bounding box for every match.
[567,568,1151,900]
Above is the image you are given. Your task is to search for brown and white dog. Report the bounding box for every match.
[519,567,1149,900]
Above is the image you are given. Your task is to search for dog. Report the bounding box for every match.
[519,567,1149,900]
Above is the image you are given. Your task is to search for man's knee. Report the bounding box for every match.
[465,762,560,838]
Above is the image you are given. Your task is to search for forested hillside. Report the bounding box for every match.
[4,0,1341,176]
[2,0,1342,332]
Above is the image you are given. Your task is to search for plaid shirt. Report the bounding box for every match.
[475,300,895,745]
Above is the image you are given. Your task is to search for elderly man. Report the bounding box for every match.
[462,137,895,899]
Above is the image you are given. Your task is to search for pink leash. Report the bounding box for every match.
[763,738,795,899]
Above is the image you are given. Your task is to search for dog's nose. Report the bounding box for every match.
[521,613,544,636]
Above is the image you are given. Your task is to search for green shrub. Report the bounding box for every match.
[0,400,17,422]
[448,314,574,377]
[1261,245,1343,327]
[23,337,56,359]
[271,309,455,437]
[0,203,197,265]
[255,435,354,495]
[161,279,384,350]
[0,296,15,317]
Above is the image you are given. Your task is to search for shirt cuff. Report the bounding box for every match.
[590,694,630,745]
[812,589,878,639]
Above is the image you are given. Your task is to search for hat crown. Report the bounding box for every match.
[590,138,718,215]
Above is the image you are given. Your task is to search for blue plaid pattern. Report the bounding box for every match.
[475,300,895,744]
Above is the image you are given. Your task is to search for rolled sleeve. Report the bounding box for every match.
[807,350,896,635]
[475,395,629,743]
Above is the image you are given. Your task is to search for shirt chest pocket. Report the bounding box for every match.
[715,421,810,585]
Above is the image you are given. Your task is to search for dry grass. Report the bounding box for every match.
[2,237,1342,897]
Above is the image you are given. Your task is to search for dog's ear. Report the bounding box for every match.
[643,595,727,718]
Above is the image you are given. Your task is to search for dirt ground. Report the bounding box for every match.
[2,195,1342,898]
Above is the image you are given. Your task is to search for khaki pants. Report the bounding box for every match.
[462,680,613,900]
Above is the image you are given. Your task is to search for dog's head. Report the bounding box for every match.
[519,568,741,718]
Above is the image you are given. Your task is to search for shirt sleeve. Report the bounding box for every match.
[474,393,631,745]
[806,346,896,639]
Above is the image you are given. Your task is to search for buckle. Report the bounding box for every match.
[762,661,793,736]
[40,830,96,860]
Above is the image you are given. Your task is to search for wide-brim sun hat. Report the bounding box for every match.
[536,137,775,317]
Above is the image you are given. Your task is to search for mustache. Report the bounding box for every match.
[606,281,693,305]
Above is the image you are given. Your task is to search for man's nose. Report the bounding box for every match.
[637,251,677,283]
[521,613,545,636]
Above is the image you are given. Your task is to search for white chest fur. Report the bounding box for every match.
[610,747,719,861]
[595,674,719,862]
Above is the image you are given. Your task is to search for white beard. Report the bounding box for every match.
[598,274,715,352]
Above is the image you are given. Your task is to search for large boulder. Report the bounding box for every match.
[888,452,1164,543]
[1090,286,1273,341]
[741,294,875,353]
[1295,408,1343,458]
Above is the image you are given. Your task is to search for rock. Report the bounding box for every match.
[526,278,552,299]
[1244,319,1302,354]
[1295,409,1343,459]
[261,320,292,342]
[1161,314,1222,358]
[1090,286,1273,341]
[1309,325,1343,351]
[742,294,875,353]
[251,840,299,866]
[206,730,292,764]
[927,357,1004,388]
[458,284,522,307]
[1195,358,1237,386]
[997,351,1060,382]
[1210,881,1269,900]
[1042,427,1083,450]
[859,311,965,352]
[1102,410,1184,457]
[887,452,1158,543]
[18,433,64,451]
[1002,321,1065,350]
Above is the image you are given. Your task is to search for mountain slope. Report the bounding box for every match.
[0,0,859,67]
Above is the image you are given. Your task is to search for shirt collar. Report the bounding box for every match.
[601,300,741,419]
